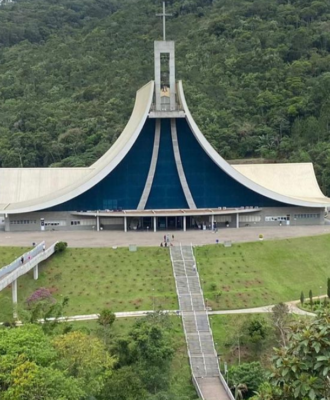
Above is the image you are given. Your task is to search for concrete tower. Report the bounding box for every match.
[150,2,184,118]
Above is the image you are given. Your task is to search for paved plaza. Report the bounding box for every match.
[0,225,330,248]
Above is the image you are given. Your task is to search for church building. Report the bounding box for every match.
[1,18,330,232]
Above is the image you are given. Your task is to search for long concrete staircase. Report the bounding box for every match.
[170,245,234,400]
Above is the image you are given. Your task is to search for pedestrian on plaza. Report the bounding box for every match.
[20,256,24,264]
[172,234,174,240]
[43,244,46,251]
[160,242,163,247]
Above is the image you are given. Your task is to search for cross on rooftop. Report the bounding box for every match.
[156,1,172,41]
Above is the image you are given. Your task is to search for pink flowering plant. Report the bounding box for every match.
[26,288,55,308]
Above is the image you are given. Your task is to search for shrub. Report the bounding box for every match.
[309,289,313,308]
[300,291,304,305]
[98,309,116,328]
[55,242,68,253]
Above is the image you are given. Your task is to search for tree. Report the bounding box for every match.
[309,289,314,308]
[266,311,330,399]
[98,308,116,328]
[300,291,304,305]
[111,313,175,395]
[271,303,290,346]
[99,366,147,400]
[23,288,69,334]
[244,318,268,354]
[0,325,84,399]
[229,362,266,398]
[232,383,248,400]
[1,360,84,400]
[0,324,56,365]
[52,330,115,396]
[0,0,330,196]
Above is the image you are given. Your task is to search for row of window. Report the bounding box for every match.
[45,221,66,226]
[10,219,96,226]
[294,214,320,219]
[10,220,37,225]
[214,215,232,222]
[239,215,261,222]
[265,216,289,222]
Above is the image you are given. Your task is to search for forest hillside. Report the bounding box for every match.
[0,0,330,191]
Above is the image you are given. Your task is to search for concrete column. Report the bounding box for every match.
[236,213,239,229]
[124,216,127,233]
[153,216,157,232]
[154,43,161,111]
[211,214,215,230]
[33,264,38,280]
[12,279,17,305]
[96,216,100,232]
[183,216,186,232]
[4,214,10,232]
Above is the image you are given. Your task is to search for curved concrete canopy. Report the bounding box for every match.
[177,80,330,208]
[1,79,330,213]
[0,81,154,214]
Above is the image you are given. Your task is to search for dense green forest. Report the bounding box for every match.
[0,0,330,191]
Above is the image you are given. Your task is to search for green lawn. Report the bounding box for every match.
[0,247,177,321]
[0,247,29,268]
[196,235,330,310]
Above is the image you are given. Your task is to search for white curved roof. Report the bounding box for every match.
[0,79,329,213]
[177,80,330,208]
[232,163,329,204]
[0,81,154,214]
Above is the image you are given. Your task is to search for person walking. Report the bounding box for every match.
[20,256,24,264]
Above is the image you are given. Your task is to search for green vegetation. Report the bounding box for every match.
[0,247,177,321]
[251,311,330,400]
[0,247,29,268]
[196,235,330,310]
[210,314,280,366]
[0,314,197,400]
[0,0,330,193]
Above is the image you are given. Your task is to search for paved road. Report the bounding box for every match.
[0,225,330,248]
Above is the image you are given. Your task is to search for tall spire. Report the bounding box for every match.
[156,1,172,41]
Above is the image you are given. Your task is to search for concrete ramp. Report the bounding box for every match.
[197,377,231,400]
[170,245,234,400]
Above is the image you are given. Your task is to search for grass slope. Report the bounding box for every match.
[0,247,177,321]
[197,235,330,310]
[0,247,29,268]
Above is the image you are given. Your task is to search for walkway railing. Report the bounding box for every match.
[0,242,58,291]
[170,244,235,400]
[0,242,45,279]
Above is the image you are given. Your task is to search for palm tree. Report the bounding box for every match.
[232,383,248,400]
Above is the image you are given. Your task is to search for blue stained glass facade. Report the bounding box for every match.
[48,118,156,211]
[176,118,285,208]
[146,119,188,209]
[47,116,288,212]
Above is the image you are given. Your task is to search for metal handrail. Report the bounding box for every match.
[191,244,235,400]
[0,242,58,291]
[0,242,45,279]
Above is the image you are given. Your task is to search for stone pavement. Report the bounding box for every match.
[0,225,330,248]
